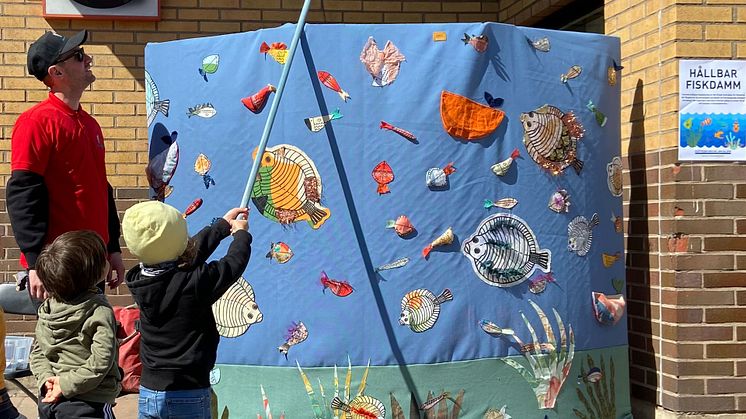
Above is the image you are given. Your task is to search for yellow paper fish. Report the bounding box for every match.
[260,41,288,64]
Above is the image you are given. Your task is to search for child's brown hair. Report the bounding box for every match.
[36,230,108,302]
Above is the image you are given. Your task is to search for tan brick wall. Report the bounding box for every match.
[608,0,746,414]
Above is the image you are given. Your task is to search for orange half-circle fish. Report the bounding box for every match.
[440,90,505,140]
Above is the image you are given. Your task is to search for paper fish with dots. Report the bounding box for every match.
[251,144,330,229]
[521,104,585,175]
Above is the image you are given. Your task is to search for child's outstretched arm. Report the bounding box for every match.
[189,207,249,267]
[56,306,118,398]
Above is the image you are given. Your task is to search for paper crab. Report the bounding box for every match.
[502,300,575,409]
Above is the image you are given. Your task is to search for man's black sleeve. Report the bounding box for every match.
[107,183,121,254]
[6,170,48,269]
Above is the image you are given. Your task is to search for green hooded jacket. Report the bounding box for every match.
[30,292,122,404]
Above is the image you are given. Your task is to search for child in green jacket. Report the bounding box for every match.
[31,230,122,418]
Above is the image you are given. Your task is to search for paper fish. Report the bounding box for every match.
[587,100,607,127]
[592,292,626,325]
[561,65,582,83]
[568,213,600,256]
[242,84,276,114]
[318,70,350,102]
[331,395,385,419]
[399,288,453,333]
[199,54,219,81]
[146,133,178,201]
[420,392,457,411]
[607,156,623,196]
[380,121,417,143]
[611,212,623,233]
[182,198,203,218]
[548,189,571,213]
[145,70,170,127]
[359,37,406,87]
[374,257,409,272]
[304,108,342,132]
[579,366,603,384]
[520,104,585,175]
[320,271,353,297]
[484,91,504,108]
[528,272,555,294]
[187,103,216,119]
[463,214,551,287]
[212,277,263,338]
[461,33,488,53]
[528,36,550,52]
[441,90,505,140]
[372,161,394,194]
[251,144,330,229]
[607,60,623,86]
[484,405,511,419]
[479,320,514,336]
[260,41,288,64]
[194,153,215,189]
[612,278,625,294]
[602,252,622,268]
[491,148,520,176]
[422,227,454,258]
[266,242,293,264]
[278,321,307,358]
[484,198,518,210]
[386,215,414,238]
[426,162,456,189]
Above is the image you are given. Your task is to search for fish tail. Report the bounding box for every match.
[385,219,396,229]
[560,74,568,83]
[443,162,456,176]
[461,33,470,44]
[265,250,273,259]
[330,397,347,411]
[260,41,270,53]
[590,213,600,228]
[422,245,433,259]
[571,158,584,174]
[483,199,494,209]
[157,99,170,117]
[278,343,290,355]
[529,250,551,271]
[304,203,330,229]
[338,90,351,102]
[380,120,393,130]
[510,148,520,160]
[330,108,343,120]
[377,184,390,194]
[434,288,453,304]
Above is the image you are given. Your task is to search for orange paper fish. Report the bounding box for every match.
[372,161,394,194]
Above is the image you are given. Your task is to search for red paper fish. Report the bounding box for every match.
[241,84,276,114]
[320,271,353,297]
[380,121,417,143]
[372,161,394,194]
[386,215,414,237]
[318,70,350,102]
[182,198,203,218]
[260,42,288,64]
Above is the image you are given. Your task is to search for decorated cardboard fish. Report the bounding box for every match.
[318,70,350,102]
[372,161,394,194]
[399,288,453,332]
[520,104,585,175]
[568,213,600,256]
[212,277,263,338]
[242,84,276,114]
[194,153,215,189]
[461,33,488,52]
[441,90,504,140]
[145,70,170,127]
[251,144,330,229]
[260,41,288,64]
[278,321,307,358]
[491,149,519,176]
[426,162,455,189]
[331,395,385,419]
[266,242,293,264]
[187,103,216,118]
[359,37,406,87]
[305,108,342,132]
[592,292,626,325]
[199,54,219,81]
[548,189,571,213]
[607,156,623,196]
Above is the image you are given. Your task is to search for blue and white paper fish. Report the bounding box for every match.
[187,103,217,118]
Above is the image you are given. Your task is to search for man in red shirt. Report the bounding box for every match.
[6,30,125,300]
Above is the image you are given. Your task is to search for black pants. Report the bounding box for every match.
[38,397,115,419]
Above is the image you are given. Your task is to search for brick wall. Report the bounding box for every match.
[606,0,746,414]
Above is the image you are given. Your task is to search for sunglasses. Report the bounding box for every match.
[54,48,85,64]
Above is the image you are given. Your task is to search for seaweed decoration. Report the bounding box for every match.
[296,356,372,419]
[573,355,616,419]
[502,300,575,409]
[390,390,465,419]
[210,388,229,419]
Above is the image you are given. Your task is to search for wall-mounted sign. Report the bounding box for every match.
[43,0,160,21]
[679,60,746,161]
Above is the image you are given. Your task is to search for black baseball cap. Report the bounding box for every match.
[27,30,88,81]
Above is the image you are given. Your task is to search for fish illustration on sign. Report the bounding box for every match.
[305,108,343,132]
[260,41,288,64]
[251,144,331,229]
[146,131,178,201]
[568,213,600,256]
[461,33,488,52]
[593,292,626,325]
[386,215,414,238]
[380,121,417,143]
[198,54,219,81]
[212,277,263,338]
[331,395,386,419]
[242,84,276,114]
[528,36,550,52]
[266,242,293,264]
[520,104,585,175]
[320,271,354,297]
[359,37,406,87]
[372,161,394,194]
[441,90,505,140]
[484,198,518,210]
[426,162,456,189]
[278,321,307,358]
[374,257,409,272]
[187,103,216,118]
[607,156,623,196]
[548,189,571,213]
[462,213,551,287]
[318,70,350,102]
[399,288,453,333]
[491,148,520,176]
[561,65,582,83]
[145,70,170,127]
[194,153,215,189]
